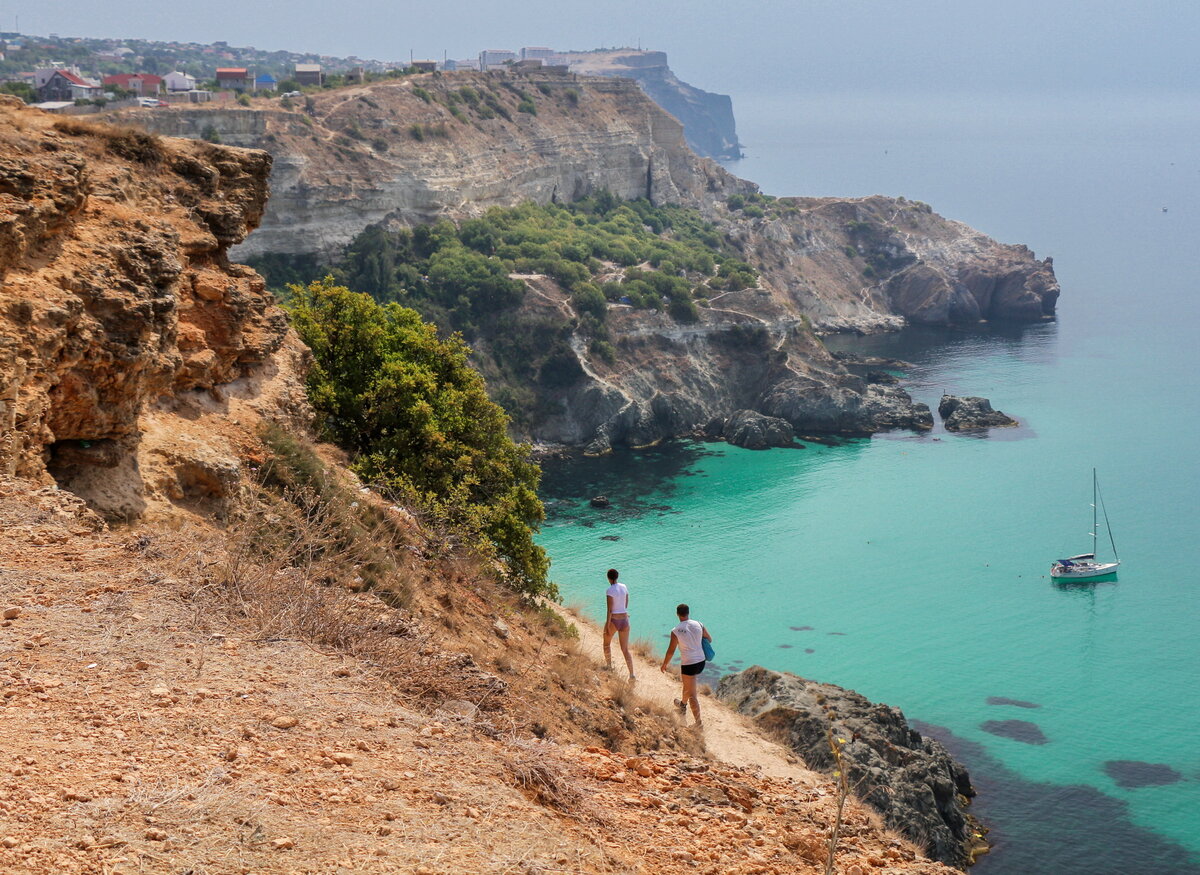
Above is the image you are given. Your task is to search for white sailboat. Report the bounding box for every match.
[1051,469,1120,581]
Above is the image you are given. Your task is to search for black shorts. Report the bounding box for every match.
[681,660,706,676]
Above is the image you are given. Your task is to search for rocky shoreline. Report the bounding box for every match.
[718,666,987,869]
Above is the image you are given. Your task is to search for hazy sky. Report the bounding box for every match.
[7,0,1197,99]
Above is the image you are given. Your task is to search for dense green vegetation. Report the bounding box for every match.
[285,279,552,599]
[252,195,757,427]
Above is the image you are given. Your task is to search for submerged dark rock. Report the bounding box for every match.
[986,696,1041,709]
[938,394,1018,431]
[717,666,982,868]
[980,719,1048,745]
[1103,760,1183,788]
[589,495,611,508]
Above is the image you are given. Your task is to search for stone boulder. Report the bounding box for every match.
[722,410,797,450]
[717,666,981,868]
[938,395,1018,431]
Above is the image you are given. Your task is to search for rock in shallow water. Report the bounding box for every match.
[938,394,1019,431]
[717,666,980,868]
[722,410,798,450]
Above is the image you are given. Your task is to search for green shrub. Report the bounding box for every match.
[517,98,537,115]
[286,278,552,598]
[412,86,433,103]
[237,93,251,107]
[564,88,580,106]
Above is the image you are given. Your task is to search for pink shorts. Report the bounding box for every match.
[608,616,629,632]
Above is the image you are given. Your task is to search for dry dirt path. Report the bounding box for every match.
[558,606,822,785]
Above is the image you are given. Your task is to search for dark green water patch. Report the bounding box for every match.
[987,697,1042,709]
[539,442,723,524]
[1104,760,1184,789]
[981,719,1048,745]
[915,722,1200,874]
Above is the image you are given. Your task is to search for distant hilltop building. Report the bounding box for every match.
[448,58,479,72]
[478,49,516,70]
[411,60,437,73]
[520,47,554,61]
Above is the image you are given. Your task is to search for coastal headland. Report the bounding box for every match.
[0,60,1034,869]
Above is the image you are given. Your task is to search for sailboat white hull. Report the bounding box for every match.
[1051,561,1119,580]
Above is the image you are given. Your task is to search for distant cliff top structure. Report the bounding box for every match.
[558,49,742,160]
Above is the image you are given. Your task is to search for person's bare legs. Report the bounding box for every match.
[617,624,635,679]
[602,620,615,670]
[681,673,701,725]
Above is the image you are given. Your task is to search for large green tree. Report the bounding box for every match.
[287,278,551,597]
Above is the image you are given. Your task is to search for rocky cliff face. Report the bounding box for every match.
[127,72,745,264]
[0,97,306,520]
[559,50,742,160]
[113,71,1057,448]
[719,666,985,869]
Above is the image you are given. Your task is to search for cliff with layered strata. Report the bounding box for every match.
[0,96,307,521]
[559,49,742,160]
[114,71,1056,448]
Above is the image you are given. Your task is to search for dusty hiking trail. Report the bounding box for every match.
[0,482,955,874]
[560,606,821,785]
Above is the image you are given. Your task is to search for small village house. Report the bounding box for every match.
[293,63,323,87]
[411,60,437,73]
[38,69,102,102]
[254,73,277,91]
[215,67,253,92]
[163,71,197,92]
[102,73,163,96]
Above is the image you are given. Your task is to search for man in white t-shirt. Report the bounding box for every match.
[660,603,712,728]
[603,568,635,679]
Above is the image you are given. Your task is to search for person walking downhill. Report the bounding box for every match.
[660,603,712,728]
[603,569,636,680]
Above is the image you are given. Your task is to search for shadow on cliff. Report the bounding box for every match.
[914,721,1200,875]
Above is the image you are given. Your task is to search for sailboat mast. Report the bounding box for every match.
[1092,468,1098,557]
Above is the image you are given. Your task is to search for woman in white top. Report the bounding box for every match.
[659,603,712,727]
[603,568,635,679]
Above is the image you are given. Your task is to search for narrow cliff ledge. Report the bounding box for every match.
[0,97,306,521]
[719,666,987,869]
[559,49,742,160]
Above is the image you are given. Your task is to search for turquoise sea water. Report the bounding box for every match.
[537,93,1200,872]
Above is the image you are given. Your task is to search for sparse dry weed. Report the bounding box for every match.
[502,739,586,815]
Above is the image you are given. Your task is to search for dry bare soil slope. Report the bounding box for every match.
[0,97,964,873]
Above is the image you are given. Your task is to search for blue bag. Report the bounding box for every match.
[702,637,715,661]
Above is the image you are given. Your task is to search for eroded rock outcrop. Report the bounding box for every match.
[0,99,306,520]
[718,666,983,869]
[938,394,1018,431]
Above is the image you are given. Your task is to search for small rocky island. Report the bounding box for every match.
[938,395,1019,431]
[718,667,985,868]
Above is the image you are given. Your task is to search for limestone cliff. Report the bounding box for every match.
[126,72,744,264]
[0,97,306,521]
[112,71,1057,448]
[558,49,742,160]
